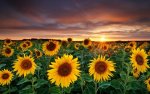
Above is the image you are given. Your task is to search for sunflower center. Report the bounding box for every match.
[84,39,89,45]
[136,55,144,65]
[67,38,72,42]
[95,61,107,74]
[26,41,31,46]
[46,42,56,51]
[36,51,40,56]
[21,59,32,70]
[58,63,72,76]
[23,44,27,48]
[5,48,11,54]
[149,80,150,84]
[2,73,9,79]
[6,39,11,43]
[130,44,133,47]
[103,46,107,50]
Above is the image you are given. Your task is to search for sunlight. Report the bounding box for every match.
[100,36,106,42]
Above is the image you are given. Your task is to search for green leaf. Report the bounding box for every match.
[22,85,31,90]
[49,86,61,94]
[111,79,123,89]
[120,71,126,80]
[99,82,111,89]
[64,86,73,94]
[0,64,6,69]
[128,76,136,82]
[17,78,30,85]
[83,84,95,94]
[82,73,93,82]
[34,79,48,89]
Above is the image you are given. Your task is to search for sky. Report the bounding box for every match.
[0,0,150,41]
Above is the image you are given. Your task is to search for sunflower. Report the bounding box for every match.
[34,49,42,58]
[83,38,92,47]
[13,55,37,77]
[130,48,149,73]
[132,68,140,78]
[124,46,131,52]
[24,40,33,48]
[67,38,72,43]
[20,42,28,51]
[74,43,80,50]
[47,54,80,88]
[148,50,150,56]
[61,41,68,47]
[128,41,136,50]
[4,39,13,46]
[145,78,150,91]
[0,69,13,86]
[2,46,14,57]
[100,43,109,51]
[42,40,60,56]
[89,55,115,82]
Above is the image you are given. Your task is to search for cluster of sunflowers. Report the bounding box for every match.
[0,38,150,94]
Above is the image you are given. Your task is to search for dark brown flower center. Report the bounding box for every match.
[103,46,107,50]
[62,41,67,47]
[149,80,150,84]
[5,48,11,54]
[2,73,9,79]
[46,42,56,51]
[67,38,72,42]
[84,39,89,45]
[136,55,144,65]
[95,61,107,74]
[130,43,133,47]
[6,39,11,43]
[21,59,32,70]
[36,51,40,56]
[26,41,31,46]
[58,63,72,76]
[23,44,27,48]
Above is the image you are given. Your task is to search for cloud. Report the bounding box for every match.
[0,0,150,40]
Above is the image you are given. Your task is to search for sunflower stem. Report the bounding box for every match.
[8,84,11,94]
[80,76,84,94]
[31,78,35,94]
[94,81,98,94]
[61,87,64,94]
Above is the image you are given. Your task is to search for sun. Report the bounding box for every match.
[100,36,106,42]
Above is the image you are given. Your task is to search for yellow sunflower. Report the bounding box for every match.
[4,39,13,46]
[2,46,14,57]
[83,38,92,47]
[13,55,37,77]
[132,68,140,78]
[128,41,136,50]
[89,55,115,82]
[42,40,60,56]
[130,48,149,73]
[34,49,42,58]
[24,40,33,48]
[145,78,150,91]
[0,69,13,86]
[47,54,80,88]
[100,43,109,51]
[124,46,132,52]
[74,43,80,50]
[20,42,28,51]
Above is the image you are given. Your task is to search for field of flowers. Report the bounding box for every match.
[0,38,150,94]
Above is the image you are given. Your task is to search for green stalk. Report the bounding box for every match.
[94,81,98,94]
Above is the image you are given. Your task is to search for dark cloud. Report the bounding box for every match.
[0,0,150,40]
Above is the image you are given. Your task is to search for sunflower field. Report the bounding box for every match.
[0,38,150,94]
